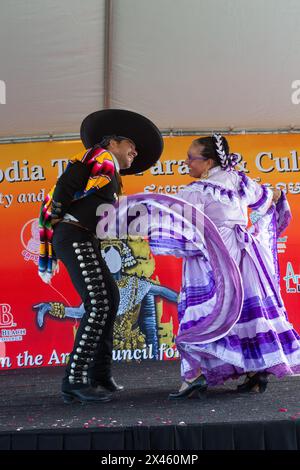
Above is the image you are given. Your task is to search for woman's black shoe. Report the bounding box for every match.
[62,386,112,404]
[237,372,268,393]
[168,375,207,400]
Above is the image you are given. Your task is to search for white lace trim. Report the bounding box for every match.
[185,342,300,370]
[181,181,238,205]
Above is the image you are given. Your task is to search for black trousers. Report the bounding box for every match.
[52,222,120,390]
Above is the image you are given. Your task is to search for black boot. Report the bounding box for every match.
[62,386,112,404]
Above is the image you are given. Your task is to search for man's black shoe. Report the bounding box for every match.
[92,377,124,392]
[62,386,112,404]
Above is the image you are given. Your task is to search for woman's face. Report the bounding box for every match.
[185,143,214,179]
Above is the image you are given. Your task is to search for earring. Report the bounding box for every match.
[201,170,209,180]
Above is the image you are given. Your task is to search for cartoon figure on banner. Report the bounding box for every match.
[33,237,178,359]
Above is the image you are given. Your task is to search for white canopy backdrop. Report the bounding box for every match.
[0,0,300,139]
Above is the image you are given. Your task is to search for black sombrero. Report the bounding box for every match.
[80,109,164,175]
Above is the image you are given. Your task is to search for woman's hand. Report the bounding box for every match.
[272,188,282,204]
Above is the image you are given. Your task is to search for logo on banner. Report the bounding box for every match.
[283,262,300,294]
[21,218,40,265]
[0,304,26,343]
[0,304,15,328]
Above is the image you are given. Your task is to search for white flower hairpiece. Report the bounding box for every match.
[212,133,238,170]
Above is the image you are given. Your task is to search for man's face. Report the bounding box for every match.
[109,139,138,169]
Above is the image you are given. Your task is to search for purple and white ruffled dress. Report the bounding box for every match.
[124,166,300,386]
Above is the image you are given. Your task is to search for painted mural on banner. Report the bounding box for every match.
[0,135,299,370]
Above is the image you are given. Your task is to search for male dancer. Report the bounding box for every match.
[38,109,163,403]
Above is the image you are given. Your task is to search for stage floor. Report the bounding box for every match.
[1,360,300,432]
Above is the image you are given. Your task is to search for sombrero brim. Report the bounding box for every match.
[80,109,164,175]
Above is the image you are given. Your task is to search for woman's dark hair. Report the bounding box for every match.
[193,136,230,165]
